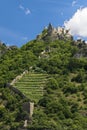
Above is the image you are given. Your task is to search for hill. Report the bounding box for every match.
[0,24,87,130]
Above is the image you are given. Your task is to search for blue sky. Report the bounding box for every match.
[0,0,87,46]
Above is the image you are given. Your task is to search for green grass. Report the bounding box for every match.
[14,73,49,103]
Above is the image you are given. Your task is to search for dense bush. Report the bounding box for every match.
[0,37,87,130]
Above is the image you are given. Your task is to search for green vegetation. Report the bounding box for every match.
[14,73,49,103]
[0,87,29,130]
[0,26,87,130]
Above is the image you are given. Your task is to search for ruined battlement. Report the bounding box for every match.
[47,23,72,40]
[37,23,73,41]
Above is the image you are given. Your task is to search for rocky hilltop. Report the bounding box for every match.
[37,23,73,41]
[0,42,17,57]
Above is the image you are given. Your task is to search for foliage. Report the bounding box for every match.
[0,31,87,130]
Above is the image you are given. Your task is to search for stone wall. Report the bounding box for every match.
[43,24,73,41]
[29,102,34,117]
[22,102,34,118]
[6,83,34,128]
[10,70,28,85]
[22,102,34,127]
[6,83,26,98]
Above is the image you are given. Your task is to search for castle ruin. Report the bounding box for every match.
[37,23,73,41]
[47,23,73,40]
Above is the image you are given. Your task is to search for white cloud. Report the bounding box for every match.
[19,5,31,15]
[25,8,31,15]
[19,4,24,10]
[64,7,87,37]
[72,0,77,7]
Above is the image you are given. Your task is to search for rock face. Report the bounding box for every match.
[37,23,73,41]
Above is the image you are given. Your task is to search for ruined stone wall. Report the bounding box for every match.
[10,70,28,86]
[29,102,34,117]
[22,102,34,118]
[6,83,26,98]
[46,24,72,41]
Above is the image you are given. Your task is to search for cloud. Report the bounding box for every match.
[25,8,31,15]
[19,5,31,15]
[64,7,87,37]
[72,0,77,7]
[19,4,24,10]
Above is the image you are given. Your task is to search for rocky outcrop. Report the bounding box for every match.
[47,23,73,40]
[73,38,87,58]
[37,23,73,41]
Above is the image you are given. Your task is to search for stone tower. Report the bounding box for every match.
[47,23,53,35]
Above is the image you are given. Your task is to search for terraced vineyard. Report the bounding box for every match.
[14,73,49,103]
